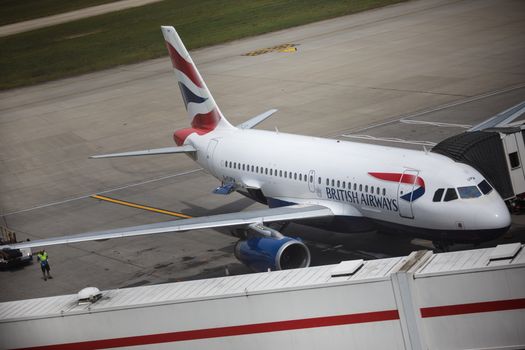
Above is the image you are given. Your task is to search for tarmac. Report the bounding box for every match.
[0,0,164,37]
[1,0,524,302]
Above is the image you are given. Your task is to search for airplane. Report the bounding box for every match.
[0,26,513,272]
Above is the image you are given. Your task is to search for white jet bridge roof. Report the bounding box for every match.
[1,244,523,323]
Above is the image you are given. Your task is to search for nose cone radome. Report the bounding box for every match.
[474,201,511,240]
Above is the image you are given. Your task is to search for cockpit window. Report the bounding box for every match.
[444,188,458,202]
[478,180,493,195]
[457,186,482,199]
[433,188,444,202]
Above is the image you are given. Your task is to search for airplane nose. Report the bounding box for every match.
[491,202,512,229]
[477,201,511,231]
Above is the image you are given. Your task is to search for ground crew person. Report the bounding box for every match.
[37,250,52,281]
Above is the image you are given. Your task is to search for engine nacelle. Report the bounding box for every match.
[234,236,311,272]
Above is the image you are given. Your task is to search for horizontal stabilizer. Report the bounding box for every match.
[1,205,333,250]
[90,145,196,159]
[237,109,278,129]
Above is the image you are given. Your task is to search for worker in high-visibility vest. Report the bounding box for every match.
[37,250,52,281]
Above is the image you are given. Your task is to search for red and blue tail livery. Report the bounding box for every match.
[161,26,233,145]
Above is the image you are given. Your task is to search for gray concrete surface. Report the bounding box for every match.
[0,0,163,37]
[1,0,524,302]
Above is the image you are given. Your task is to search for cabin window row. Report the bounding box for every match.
[224,161,311,182]
[324,178,386,196]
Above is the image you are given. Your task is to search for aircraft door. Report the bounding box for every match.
[206,139,219,175]
[308,170,316,192]
[398,169,418,219]
[308,170,322,197]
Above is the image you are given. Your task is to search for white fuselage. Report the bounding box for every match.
[186,127,511,242]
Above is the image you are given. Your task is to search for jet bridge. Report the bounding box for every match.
[1,244,524,350]
[432,101,525,201]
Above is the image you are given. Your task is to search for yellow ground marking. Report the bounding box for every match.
[91,194,193,219]
[243,43,297,56]
[278,47,297,53]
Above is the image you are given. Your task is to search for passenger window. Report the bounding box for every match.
[318,177,321,184]
[354,183,357,191]
[326,178,329,186]
[294,173,297,180]
[382,188,386,196]
[310,175,314,183]
[337,180,340,187]
[433,188,444,202]
[279,170,282,177]
[304,174,307,182]
[365,185,368,193]
[376,187,380,195]
[299,174,302,181]
[444,188,458,202]
[270,169,273,176]
[371,186,374,194]
[265,168,268,175]
[478,180,493,195]
[251,165,254,172]
[342,181,346,189]
[359,184,362,191]
[457,186,482,199]
[331,179,335,186]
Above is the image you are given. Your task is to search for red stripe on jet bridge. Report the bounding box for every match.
[13,310,399,350]
[420,298,525,318]
[165,42,203,88]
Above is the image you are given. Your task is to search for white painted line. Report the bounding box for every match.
[399,119,471,128]
[341,134,437,147]
[3,168,203,216]
[345,83,525,135]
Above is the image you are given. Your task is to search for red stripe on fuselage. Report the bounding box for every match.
[13,310,399,350]
[165,42,203,88]
[420,298,525,318]
[369,172,425,187]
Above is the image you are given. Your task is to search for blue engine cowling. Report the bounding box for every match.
[234,236,311,272]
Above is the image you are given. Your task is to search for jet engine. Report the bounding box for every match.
[234,236,311,272]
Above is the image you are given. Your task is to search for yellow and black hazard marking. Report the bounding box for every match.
[91,194,192,219]
[243,43,298,56]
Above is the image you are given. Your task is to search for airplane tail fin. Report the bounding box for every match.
[161,26,234,145]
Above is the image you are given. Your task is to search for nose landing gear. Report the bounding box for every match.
[432,239,451,252]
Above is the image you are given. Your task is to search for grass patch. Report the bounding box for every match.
[0,0,406,90]
[0,0,122,26]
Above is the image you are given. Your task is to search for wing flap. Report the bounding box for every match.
[90,145,196,159]
[2,204,333,250]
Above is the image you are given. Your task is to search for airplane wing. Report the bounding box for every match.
[90,145,196,159]
[1,204,333,250]
[468,100,525,131]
